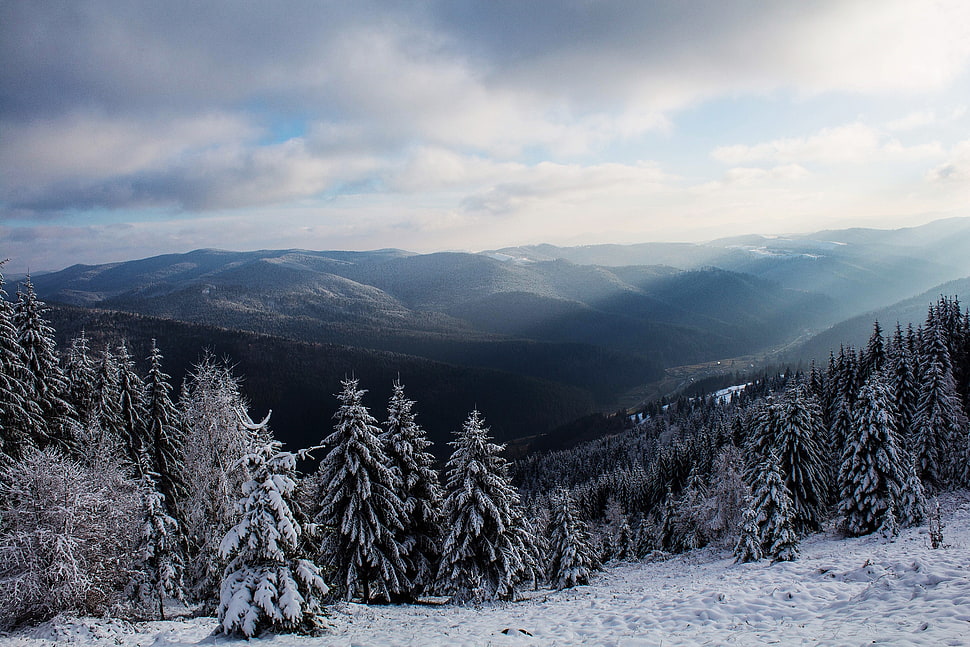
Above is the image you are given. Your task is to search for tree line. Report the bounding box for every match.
[0,271,596,637]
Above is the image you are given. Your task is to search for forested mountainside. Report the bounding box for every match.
[31,248,833,379]
[43,304,598,453]
[3,259,969,636]
[490,217,970,321]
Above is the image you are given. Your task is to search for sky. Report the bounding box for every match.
[2,0,970,274]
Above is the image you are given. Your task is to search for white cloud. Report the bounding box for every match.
[712,123,944,166]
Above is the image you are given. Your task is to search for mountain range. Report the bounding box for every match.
[25,217,970,452]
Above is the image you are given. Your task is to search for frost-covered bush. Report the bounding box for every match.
[0,448,139,629]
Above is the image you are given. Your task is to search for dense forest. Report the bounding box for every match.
[2,262,968,637]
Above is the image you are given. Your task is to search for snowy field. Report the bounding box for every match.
[6,492,970,647]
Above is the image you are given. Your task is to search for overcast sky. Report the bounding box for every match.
[2,1,970,273]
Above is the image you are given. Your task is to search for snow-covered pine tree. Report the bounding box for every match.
[180,354,265,608]
[838,376,906,537]
[755,454,799,562]
[734,496,762,563]
[94,343,124,441]
[12,275,77,451]
[313,378,407,603]
[218,438,328,638]
[776,384,828,534]
[912,317,968,490]
[744,397,783,485]
[116,341,149,474]
[888,323,920,448]
[437,409,534,603]
[706,445,749,547]
[128,467,184,620]
[63,331,99,428]
[144,340,186,522]
[860,320,886,382]
[382,379,443,598]
[0,269,39,463]
[546,488,597,589]
[897,451,927,528]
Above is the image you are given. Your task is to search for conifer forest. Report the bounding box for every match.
[2,260,970,639]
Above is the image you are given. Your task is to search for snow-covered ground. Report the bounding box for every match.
[6,492,970,647]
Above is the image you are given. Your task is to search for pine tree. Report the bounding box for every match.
[838,376,905,537]
[94,343,124,443]
[888,323,920,448]
[12,275,77,451]
[218,439,328,638]
[860,320,886,381]
[0,269,38,463]
[755,455,799,562]
[912,317,967,490]
[897,451,927,528]
[382,379,443,599]
[313,378,407,603]
[734,496,762,563]
[437,409,534,603]
[776,384,828,534]
[116,341,149,473]
[128,468,184,620]
[63,331,99,428]
[144,340,186,521]
[546,488,597,589]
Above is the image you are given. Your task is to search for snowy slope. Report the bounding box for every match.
[6,492,970,646]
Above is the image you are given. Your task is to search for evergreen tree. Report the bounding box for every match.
[94,343,124,443]
[888,323,920,448]
[437,409,534,603]
[0,270,38,462]
[116,341,149,473]
[128,468,184,620]
[546,488,597,589]
[382,379,443,598]
[897,451,927,528]
[734,496,762,563]
[912,318,968,490]
[838,376,905,537]
[144,340,186,521]
[746,453,799,562]
[12,275,77,451]
[63,331,99,428]
[313,378,407,603]
[218,439,327,638]
[860,320,886,381]
[776,384,828,534]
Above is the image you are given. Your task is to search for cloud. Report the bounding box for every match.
[927,140,970,185]
[712,123,944,166]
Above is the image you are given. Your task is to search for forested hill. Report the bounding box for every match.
[45,304,596,455]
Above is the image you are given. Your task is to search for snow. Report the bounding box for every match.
[6,491,970,646]
[714,383,750,404]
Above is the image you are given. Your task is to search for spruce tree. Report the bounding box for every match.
[382,379,443,599]
[776,384,828,534]
[12,275,77,451]
[63,331,99,428]
[860,320,886,381]
[116,341,149,474]
[748,453,799,562]
[0,270,38,462]
[313,378,407,603]
[912,318,967,490]
[128,468,184,620]
[734,496,762,563]
[838,376,905,537]
[437,409,533,603]
[144,340,186,521]
[546,488,597,589]
[218,439,328,637]
[888,323,920,448]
